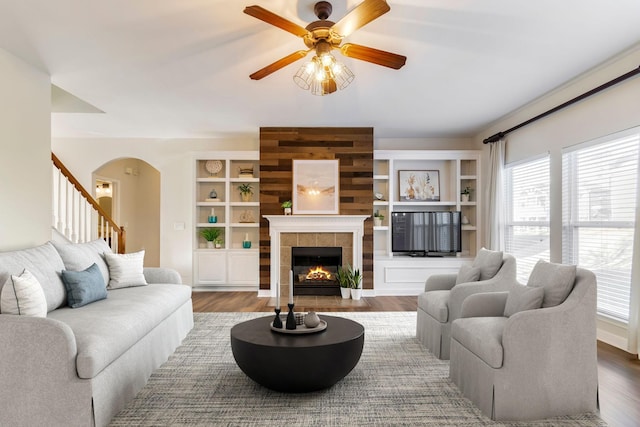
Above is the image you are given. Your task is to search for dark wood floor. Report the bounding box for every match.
[192,292,640,427]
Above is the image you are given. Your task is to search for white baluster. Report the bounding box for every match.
[57,170,64,232]
[65,179,71,239]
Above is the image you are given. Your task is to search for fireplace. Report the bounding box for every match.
[292,247,342,296]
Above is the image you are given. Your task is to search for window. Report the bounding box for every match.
[562,129,640,322]
[505,155,551,283]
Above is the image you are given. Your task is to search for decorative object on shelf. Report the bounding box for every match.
[272,308,283,329]
[399,170,440,201]
[304,311,321,328]
[200,228,221,249]
[205,160,223,176]
[238,183,253,202]
[208,216,218,223]
[286,303,296,330]
[462,215,470,225]
[281,200,292,215]
[239,210,255,223]
[214,237,223,249]
[373,210,384,227]
[242,233,251,249]
[209,189,218,199]
[374,192,384,200]
[461,186,472,202]
[292,159,340,214]
[238,166,254,178]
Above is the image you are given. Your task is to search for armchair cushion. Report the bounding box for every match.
[452,317,507,368]
[419,290,449,322]
[472,248,504,280]
[503,284,544,317]
[528,260,576,308]
[455,264,481,285]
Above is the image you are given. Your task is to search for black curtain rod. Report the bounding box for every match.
[483,65,640,144]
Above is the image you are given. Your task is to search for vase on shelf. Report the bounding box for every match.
[241,193,252,202]
[461,194,470,203]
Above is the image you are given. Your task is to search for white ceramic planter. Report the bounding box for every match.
[461,194,470,202]
[351,288,362,300]
[373,217,382,227]
[340,287,351,299]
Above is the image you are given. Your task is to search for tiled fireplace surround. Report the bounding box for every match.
[263,216,368,298]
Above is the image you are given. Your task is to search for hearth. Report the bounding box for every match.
[291,247,342,296]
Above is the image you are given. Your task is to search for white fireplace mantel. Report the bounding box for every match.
[262,215,369,297]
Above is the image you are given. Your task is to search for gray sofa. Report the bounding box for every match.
[449,266,598,420]
[416,253,517,359]
[0,240,194,427]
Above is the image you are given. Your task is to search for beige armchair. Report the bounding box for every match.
[416,253,517,359]
[448,267,598,421]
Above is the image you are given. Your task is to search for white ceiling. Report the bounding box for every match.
[1,0,640,139]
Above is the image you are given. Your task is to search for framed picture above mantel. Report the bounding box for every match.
[398,170,440,201]
[292,159,340,214]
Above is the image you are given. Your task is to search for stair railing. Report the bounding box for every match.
[51,153,126,253]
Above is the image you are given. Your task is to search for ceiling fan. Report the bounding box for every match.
[244,0,406,94]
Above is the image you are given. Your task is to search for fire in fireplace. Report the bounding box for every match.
[291,247,342,296]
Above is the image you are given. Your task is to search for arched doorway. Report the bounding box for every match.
[93,158,160,267]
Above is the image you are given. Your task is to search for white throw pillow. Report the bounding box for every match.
[1,269,48,317]
[104,250,148,289]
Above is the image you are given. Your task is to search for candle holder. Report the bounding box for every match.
[272,308,283,329]
[286,303,296,330]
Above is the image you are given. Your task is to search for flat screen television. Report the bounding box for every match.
[391,211,462,256]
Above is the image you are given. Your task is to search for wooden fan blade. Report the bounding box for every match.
[340,43,406,69]
[249,50,310,80]
[331,0,390,37]
[244,5,309,37]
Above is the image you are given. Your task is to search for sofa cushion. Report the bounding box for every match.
[104,250,148,289]
[1,269,47,317]
[47,283,191,379]
[61,263,108,308]
[503,284,544,317]
[452,317,507,368]
[52,239,112,287]
[455,264,481,285]
[528,260,576,308]
[0,242,67,312]
[472,248,503,280]
[418,290,449,322]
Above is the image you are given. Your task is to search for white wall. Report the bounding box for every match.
[475,43,640,350]
[0,49,51,251]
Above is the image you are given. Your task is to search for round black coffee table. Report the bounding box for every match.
[230,315,364,392]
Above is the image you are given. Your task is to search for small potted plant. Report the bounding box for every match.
[281,200,292,215]
[461,186,472,202]
[214,237,223,249]
[349,266,363,300]
[199,228,221,249]
[335,266,352,299]
[373,210,384,227]
[238,183,253,202]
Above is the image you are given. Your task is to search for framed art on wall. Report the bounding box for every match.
[292,159,340,214]
[398,170,440,201]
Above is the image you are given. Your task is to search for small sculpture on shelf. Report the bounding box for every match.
[239,210,255,223]
[238,166,254,178]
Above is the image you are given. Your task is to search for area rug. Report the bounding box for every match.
[109,312,605,426]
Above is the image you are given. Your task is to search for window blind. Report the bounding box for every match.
[562,132,640,321]
[505,155,550,283]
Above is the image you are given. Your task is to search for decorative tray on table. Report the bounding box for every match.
[270,320,327,334]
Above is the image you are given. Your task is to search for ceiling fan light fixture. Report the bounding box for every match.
[294,53,354,96]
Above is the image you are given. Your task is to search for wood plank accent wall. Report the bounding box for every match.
[259,127,374,291]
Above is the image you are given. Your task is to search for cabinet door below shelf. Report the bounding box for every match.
[196,251,227,285]
[228,251,259,286]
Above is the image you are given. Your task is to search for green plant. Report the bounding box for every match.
[199,228,221,242]
[374,210,384,220]
[281,200,292,208]
[461,186,472,195]
[238,183,253,195]
[335,264,362,289]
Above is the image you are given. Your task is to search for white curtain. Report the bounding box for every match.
[487,139,506,251]
[628,154,640,355]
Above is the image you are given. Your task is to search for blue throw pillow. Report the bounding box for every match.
[61,263,108,308]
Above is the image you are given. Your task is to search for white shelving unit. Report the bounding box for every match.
[372,150,481,294]
[193,151,260,289]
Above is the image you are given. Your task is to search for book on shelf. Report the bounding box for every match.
[205,198,221,202]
